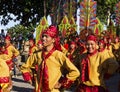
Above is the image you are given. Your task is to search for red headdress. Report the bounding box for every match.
[99,39,105,44]
[42,25,62,51]
[37,40,42,45]
[5,36,11,41]
[29,39,35,43]
[86,35,97,42]
[70,41,76,45]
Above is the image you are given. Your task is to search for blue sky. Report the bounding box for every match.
[0,20,20,30]
[0,14,20,31]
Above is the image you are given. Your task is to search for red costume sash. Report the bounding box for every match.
[29,45,35,55]
[38,47,55,92]
[81,55,89,82]
[81,50,97,82]
[0,77,9,83]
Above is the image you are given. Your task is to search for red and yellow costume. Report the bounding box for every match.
[29,39,38,56]
[5,36,20,71]
[21,25,80,92]
[0,59,10,92]
[67,41,80,66]
[76,35,119,92]
[112,38,120,63]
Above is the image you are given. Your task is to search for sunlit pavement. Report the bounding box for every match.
[11,75,34,92]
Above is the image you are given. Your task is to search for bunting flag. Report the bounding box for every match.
[58,15,71,38]
[80,0,97,31]
[36,16,49,44]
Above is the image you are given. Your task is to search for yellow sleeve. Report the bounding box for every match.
[21,53,38,73]
[0,59,10,77]
[57,51,80,81]
[0,54,10,61]
[12,46,20,56]
[0,59,10,89]
[100,51,119,74]
[32,47,38,53]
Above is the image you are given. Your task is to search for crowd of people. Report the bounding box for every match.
[0,25,120,92]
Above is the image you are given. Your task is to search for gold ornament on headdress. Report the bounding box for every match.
[36,16,49,44]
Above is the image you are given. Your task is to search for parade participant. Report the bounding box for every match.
[21,25,80,92]
[98,39,106,52]
[36,40,43,51]
[67,41,80,66]
[76,34,118,92]
[0,43,12,70]
[112,37,120,64]
[78,41,87,55]
[5,36,20,67]
[0,58,10,92]
[98,39,116,80]
[5,35,20,89]
[28,39,38,56]
[63,38,69,50]
[31,40,43,86]
[5,35,20,72]
[106,37,116,59]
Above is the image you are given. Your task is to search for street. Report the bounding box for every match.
[11,75,34,92]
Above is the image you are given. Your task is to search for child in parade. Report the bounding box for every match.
[28,39,38,56]
[112,37,120,64]
[4,35,20,89]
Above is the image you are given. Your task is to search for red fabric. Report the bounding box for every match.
[6,59,13,70]
[99,48,105,52]
[81,56,89,82]
[106,44,110,50]
[35,65,38,71]
[42,25,58,38]
[42,25,62,51]
[5,36,11,41]
[22,72,32,81]
[76,84,108,92]
[2,50,8,54]
[29,39,34,43]
[67,53,74,63]
[70,41,76,45]
[0,77,9,83]
[38,47,55,92]
[86,35,97,42]
[59,77,74,89]
[63,44,69,50]
[99,39,105,44]
[5,44,10,49]
[29,45,35,55]
[37,40,42,45]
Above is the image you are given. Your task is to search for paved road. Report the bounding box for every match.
[11,75,34,92]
